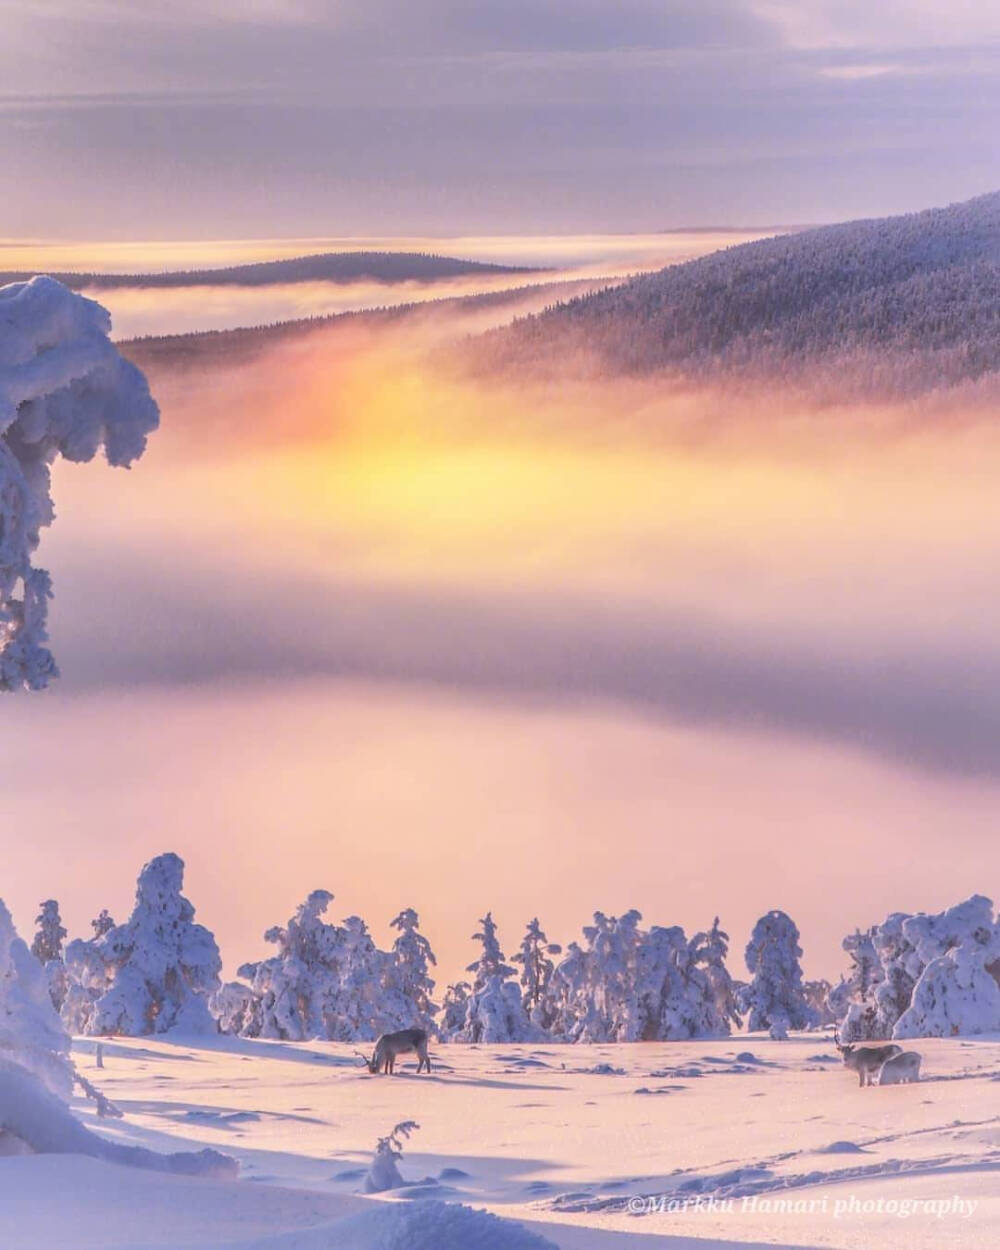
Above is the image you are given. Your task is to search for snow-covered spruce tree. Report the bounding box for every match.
[803,979,838,1027]
[30,900,66,965]
[31,899,68,1012]
[512,918,560,1031]
[834,927,886,1040]
[228,891,409,1042]
[334,915,387,1043]
[546,941,592,1040]
[64,853,221,1036]
[384,908,438,1033]
[688,917,742,1035]
[893,896,1000,1038]
[458,913,533,1042]
[870,912,919,1037]
[441,981,471,1038]
[742,910,817,1039]
[575,910,644,1041]
[91,909,116,939]
[234,889,342,1040]
[633,924,691,1040]
[0,276,158,690]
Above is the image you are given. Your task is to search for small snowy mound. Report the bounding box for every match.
[322,1201,558,1250]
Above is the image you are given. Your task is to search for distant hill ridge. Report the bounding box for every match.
[474,192,1000,398]
[0,250,538,291]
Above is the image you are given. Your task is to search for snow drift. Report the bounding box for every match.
[0,890,234,1177]
[296,1201,558,1250]
[0,275,158,690]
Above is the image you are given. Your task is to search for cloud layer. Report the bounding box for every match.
[1,2,996,234]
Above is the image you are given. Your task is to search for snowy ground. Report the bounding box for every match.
[2,1034,996,1249]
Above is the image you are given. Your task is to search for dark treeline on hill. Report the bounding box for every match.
[119,277,602,373]
[471,192,1000,400]
[0,250,538,291]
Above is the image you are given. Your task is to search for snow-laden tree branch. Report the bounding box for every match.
[0,276,158,690]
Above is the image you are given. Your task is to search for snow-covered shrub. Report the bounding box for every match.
[742,910,817,1038]
[363,1119,419,1193]
[0,275,158,689]
[210,980,260,1037]
[893,896,1000,1038]
[457,913,534,1043]
[63,853,221,1036]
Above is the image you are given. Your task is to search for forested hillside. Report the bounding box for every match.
[475,193,1000,397]
[0,251,535,291]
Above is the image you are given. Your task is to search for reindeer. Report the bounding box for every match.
[836,1040,903,1087]
[357,1028,431,1075]
[878,1050,921,1084]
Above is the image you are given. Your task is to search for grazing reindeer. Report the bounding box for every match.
[357,1028,431,1075]
[878,1050,921,1084]
[836,1041,903,1087]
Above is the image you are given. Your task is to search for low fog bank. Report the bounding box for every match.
[8,294,997,988]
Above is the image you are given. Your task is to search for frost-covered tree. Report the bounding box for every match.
[30,899,68,1012]
[828,901,1000,1041]
[458,913,533,1042]
[689,917,742,1035]
[742,910,817,1039]
[385,908,438,1032]
[512,918,560,1030]
[30,900,66,965]
[803,979,838,1027]
[0,276,158,689]
[228,891,424,1041]
[575,910,644,1041]
[62,853,221,1036]
[546,941,593,1041]
[235,889,341,1040]
[441,981,471,1037]
[893,896,1000,1038]
[0,898,74,1099]
[91,909,116,939]
[335,915,387,1042]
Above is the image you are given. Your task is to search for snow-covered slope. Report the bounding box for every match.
[1,1032,994,1249]
[477,192,1000,398]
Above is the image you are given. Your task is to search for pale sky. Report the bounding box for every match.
[1,1,997,237]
